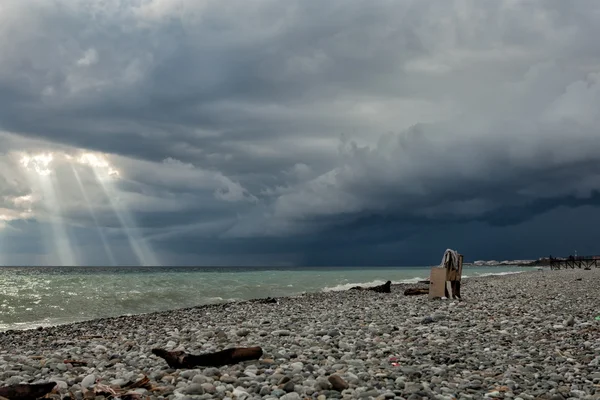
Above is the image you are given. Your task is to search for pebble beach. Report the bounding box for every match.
[0,268,599,400]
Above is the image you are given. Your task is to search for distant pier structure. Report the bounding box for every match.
[548,255,600,270]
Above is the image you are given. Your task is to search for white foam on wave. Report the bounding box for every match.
[205,297,241,304]
[321,270,528,292]
[320,277,426,292]
[463,270,527,279]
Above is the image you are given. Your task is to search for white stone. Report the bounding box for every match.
[81,374,96,388]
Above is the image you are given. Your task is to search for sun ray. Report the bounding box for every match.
[77,154,160,266]
[38,174,77,266]
[0,221,5,266]
[71,165,117,266]
[20,153,77,266]
[18,150,160,267]
[95,176,159,266]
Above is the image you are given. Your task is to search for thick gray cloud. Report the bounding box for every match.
[1,0,600,266]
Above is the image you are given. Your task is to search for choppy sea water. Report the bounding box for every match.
[0,266,532,331]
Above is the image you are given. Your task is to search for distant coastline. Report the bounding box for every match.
[465,259,545,267]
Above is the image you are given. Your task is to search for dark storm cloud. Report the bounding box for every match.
[1,0,600,265]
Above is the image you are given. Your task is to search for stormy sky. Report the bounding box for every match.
[1,0,600,266]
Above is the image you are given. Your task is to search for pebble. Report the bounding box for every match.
[282,381,295,392]
[220,375,236,384]
[328,375,349,391]
[191,374,207,384]
[80,374,95,388]
[280,393,301,400]
[0,269,597,400]
[183,383,205,395]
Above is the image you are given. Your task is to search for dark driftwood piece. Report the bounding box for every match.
[404,287,429,296]
[0,382,56,400]
[351,280,392,293]
[371,280,391,293]
[152,346,263,368]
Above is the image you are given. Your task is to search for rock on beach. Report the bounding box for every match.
[0,269,599,400]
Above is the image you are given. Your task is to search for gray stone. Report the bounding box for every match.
[192,374,208,384]
[315,378,332,390]
[281,393,301,400]
[282,381,295,392]
[54,362,67,371]
[220,375,237,384]
[259,385,271,396]
[184,383,205,395]
[331,363,346,371]
[4,376,23,386]
[203,367,220,377]
[290,361,303,371]
[180,370,199,379]
[110,379,127,387]
[359,390,379,398]
[200,383,216,394]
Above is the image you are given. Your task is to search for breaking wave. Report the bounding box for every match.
[320,270,529,292]
[463,270,528,278]
[320,277,426,292]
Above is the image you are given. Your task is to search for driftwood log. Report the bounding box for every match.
[152,346,263,368]
[404,287,429,296]
[350,280,391,293]
[0,382,56,400]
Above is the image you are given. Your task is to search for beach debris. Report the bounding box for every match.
[64,359,87,366]
[429,249,463,300]
[404,287,429,296]
[124,375,152,390]
[90,376,153,398]
[260,297,278,304]
[0,382,56,400]
[92,383,119,398]
[152,346,263,368]
[350,280,392,293]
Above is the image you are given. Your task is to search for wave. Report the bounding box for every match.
[320,270,528,292]
[463,271,527,278]
[320,277,426,292]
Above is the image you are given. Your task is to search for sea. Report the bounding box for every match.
[0,265,533,331]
